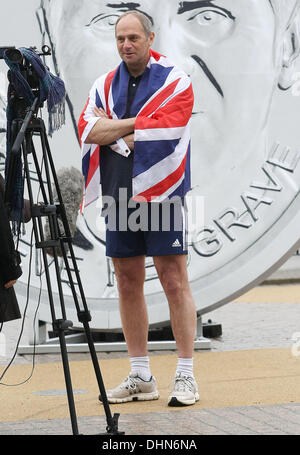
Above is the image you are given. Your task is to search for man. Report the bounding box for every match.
[0,173,22,323]
[0,74,24,320]
[78,11,199,406]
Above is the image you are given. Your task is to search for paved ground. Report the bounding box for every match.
[0,404,300,436]
[0,284,300,437]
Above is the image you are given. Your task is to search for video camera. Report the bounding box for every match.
[0,45,51,118]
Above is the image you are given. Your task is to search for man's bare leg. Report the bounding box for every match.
[153,254,199,405]
[153,254,196,359]
[112,255,148,357]
[102,256,159,403]
[103,255,159,403]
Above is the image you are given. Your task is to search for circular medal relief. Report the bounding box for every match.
[5,0,300,330]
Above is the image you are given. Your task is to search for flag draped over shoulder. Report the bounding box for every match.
[78,50,194,209]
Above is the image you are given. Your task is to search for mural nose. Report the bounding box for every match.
[154,36,195,78]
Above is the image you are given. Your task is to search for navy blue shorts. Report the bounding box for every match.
[105,199,188,258]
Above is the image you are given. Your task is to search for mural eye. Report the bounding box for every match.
[188,9,229,26]
[181,6,235,44]
[87,14,119,32]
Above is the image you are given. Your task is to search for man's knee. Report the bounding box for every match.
[116,270,144,294]
[113,258,145,295]
[159,269,184,296]
[115,264,145,294]
[154,256,188,295]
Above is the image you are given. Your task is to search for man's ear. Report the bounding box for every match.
[149,32,155,48]
[278,8,300,90]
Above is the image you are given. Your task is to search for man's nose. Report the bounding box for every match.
[123,38,133,48]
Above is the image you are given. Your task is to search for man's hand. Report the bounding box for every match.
[4,280,17,289]
[93,107,109,119]
[123,134,135,151]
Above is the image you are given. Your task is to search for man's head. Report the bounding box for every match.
[115,12,155,76]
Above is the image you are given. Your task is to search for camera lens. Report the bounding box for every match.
[5,49,23,64]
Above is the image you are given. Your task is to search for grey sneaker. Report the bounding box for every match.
[99,372,159,404]
[168,372,199,406]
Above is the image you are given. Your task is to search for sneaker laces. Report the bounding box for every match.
[120,374,139,392]
[173,374,195,392]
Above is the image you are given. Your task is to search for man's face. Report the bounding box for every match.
[115,15,154,74]
[47,0,289,185]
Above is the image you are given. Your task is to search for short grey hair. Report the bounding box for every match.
[115,11,153,38]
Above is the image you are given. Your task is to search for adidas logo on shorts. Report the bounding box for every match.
[172,239,182,248]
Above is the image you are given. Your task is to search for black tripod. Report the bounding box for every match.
[5,97,124,436]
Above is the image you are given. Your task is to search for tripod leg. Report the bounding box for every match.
[22,136,80,435]
[60,242,124,434]
[40,127,123,432]
[55,320,79,435]
[83,325,124,435]
[37,121,124,435]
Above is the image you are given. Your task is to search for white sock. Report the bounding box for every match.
[130,356,152,381]
[176,357,194,378]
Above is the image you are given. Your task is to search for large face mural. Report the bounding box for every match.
[2,0,300,330]
[40,0,300,180]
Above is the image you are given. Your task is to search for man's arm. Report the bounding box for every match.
[85,107,136,145]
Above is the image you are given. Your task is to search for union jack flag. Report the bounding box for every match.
[78,50,194,209]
